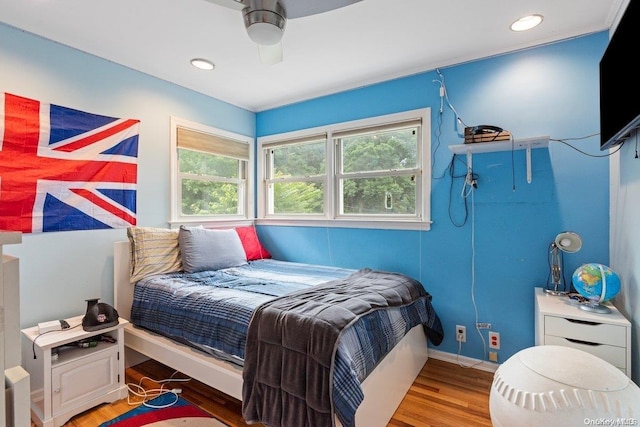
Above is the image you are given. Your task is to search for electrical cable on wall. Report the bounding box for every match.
[432,68,501,368]
[551,133,623,157]
[435,68,467,134]
[430,68,480,227]
[432,68,468,180]
[431,77,446,180]
[456,184,487,369]
[447,154,475,227]
[431,85,446,179]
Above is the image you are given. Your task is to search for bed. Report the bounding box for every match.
[113,226,443,427]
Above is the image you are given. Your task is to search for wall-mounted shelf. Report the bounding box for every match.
[448,136,549,183]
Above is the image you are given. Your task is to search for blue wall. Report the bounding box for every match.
[255,32,610,361]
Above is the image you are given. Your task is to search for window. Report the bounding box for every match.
[265,135,326,215]
[335,120,422,219]
[171,117,253,224]
[258,109,431,229]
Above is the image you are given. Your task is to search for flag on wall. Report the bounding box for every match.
[0,93,139,233]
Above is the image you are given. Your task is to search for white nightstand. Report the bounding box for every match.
[534,287,631,377]
[21,315,128,427]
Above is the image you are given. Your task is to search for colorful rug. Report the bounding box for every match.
[100,393,228,427]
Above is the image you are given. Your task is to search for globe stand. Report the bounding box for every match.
[579,301,612,314]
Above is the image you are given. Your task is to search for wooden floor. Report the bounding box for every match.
[55,357,494,427]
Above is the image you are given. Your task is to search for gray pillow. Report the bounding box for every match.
[178,226,247,273]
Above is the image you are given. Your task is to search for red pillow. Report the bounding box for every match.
[235,226,272,261]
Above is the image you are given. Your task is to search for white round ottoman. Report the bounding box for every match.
[490,345,640,426]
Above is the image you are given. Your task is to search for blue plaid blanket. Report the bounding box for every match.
[131,259,443,426]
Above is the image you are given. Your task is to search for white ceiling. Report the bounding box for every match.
[0,0,623,112]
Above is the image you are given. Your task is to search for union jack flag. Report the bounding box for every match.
[0,93,139,233]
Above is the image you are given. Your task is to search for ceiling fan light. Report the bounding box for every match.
[246,20,284,45]
[243,1,286,46]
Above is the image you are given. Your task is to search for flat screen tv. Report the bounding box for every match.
[600,0,640,150]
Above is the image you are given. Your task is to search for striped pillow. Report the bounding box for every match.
[127,227,182,283]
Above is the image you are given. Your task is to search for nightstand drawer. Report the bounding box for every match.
[544,335,626,371]
[544,315,626,347]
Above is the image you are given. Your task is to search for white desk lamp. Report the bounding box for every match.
[546,231,582,295]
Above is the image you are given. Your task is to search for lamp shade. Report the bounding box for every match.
[554,231,582,253]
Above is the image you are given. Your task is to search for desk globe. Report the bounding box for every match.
[572,263,621,314]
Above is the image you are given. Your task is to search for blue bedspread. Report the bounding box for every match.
[130,259,443,426]
[131,259,354,363]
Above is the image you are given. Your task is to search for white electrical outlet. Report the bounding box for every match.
[456,325,466,343]
[489,331,500,349]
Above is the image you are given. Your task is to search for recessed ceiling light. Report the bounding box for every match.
[190,58,215,70]
[510,14,544,32]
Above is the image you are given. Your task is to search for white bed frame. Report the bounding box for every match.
[113,241,429,427]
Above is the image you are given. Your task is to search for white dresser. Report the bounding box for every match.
[534,287,632,377]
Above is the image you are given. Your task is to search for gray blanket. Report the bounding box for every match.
[241,268,433,427]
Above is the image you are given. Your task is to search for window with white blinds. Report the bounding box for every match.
[170,117,253,223]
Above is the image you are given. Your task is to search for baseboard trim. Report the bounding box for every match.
[428,348,500,373]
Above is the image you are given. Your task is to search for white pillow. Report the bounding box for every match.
[178,226,247,273]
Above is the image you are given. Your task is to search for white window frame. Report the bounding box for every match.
[170,116,254,227]
[257,108,431,230]
[263,134,328,218]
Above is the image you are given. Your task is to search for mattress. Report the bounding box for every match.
[130,259,443,426]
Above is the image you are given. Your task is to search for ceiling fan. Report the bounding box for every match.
[204,0,362,64]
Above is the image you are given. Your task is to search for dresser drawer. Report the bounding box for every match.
[544,335,627,371]
[535,288,632,378]
[544,315,626,347]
